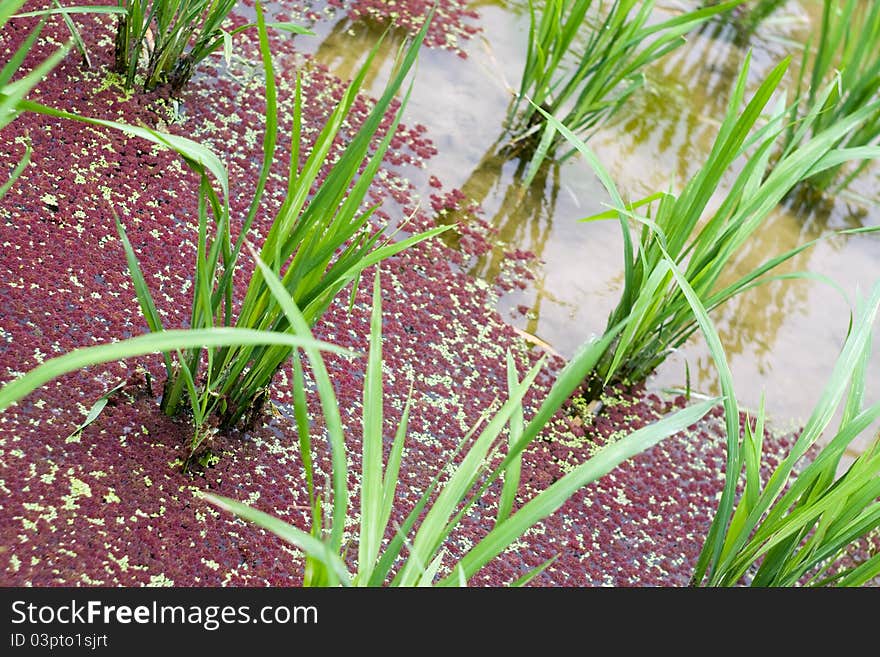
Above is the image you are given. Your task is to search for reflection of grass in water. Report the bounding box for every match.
[606,17,751,190]
[311,15,410,92]
[703,0,790,39]
[468,156,559,281]
[463,148,564,324]
[554,47,880,396]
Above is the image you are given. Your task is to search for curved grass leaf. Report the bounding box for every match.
[18,99,229,200]
[202,492,351,586]
[0,328,352,412]
[65,382,125,441]
[0,140,30,199]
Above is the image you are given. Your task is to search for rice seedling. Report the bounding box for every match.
[777,0,880,193]
[112,0,312,93]
[691,279,880,587]
[535,52,880,396]
[203,264,719,586]
[158,6,445,434]
[14,4,446,449]
[534,74,880,586]
[507,0,745,187]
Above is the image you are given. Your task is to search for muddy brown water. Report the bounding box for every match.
[282,1,880,454]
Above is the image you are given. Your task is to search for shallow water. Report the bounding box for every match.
[293,0,880,446]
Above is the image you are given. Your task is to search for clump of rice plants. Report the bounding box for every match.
[139,7,444,440]
[692,278,880,587]
[14,4,446,452]
[203,266,718,586]
[159,9,444,434]
[538,46,880,582]
[778,0,880,193]
[542,52,879,397]
[112,0,311,93]
[507,0,744,186]
[591,185,880,586]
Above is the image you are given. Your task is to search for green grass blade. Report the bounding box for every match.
[604,261,671,383]
[399,357,546,585]
[113,209,173,378]
[832,547,880,587]
[0,328,352,412]
[0,13,38,89]
[358,271,386,583]
[515,326,624,455]
[12,6,125,18]
[371,454,457,587]
[539,100,744,584]
[531,101,636,314]
[658,251,741,585]
[0,141,31,199]
[249,252,350,554]
[65,382,125,441]
[19,100,229,201]
[416,550,446,587]
[744,397,766,511]
[51,0,92,68]
[1,0,26,23]
[2,42,71,131]
[380,386,411,540]
[264,21,314,35]
[507,555,558,587]
[496,351,524,525]
[299,225,450,324]
[290,350,316,511]
[202,492,351,586]
[708,283,880,585]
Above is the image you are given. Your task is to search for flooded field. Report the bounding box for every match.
[292,0,880,444]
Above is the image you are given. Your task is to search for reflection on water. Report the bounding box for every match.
[453,140,565,338]
[454,141,560,280]
[312,15,410,91]
[298,0,878,426]
[616,19,750,186]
